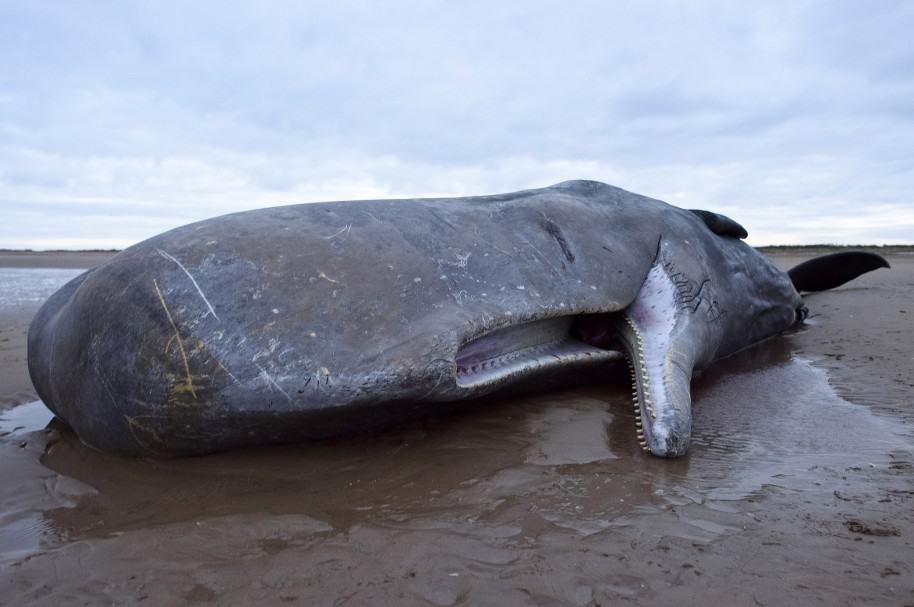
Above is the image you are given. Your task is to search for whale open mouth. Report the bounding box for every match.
[454,259,692,458]
[455,315,623,388]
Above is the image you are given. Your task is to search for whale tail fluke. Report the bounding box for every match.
[788,251,890,293]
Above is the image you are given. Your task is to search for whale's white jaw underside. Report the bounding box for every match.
[454,316,622,389]
[616,267,680,455]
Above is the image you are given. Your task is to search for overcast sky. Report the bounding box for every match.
[2,1,912,249]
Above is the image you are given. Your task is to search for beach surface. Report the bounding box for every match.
[1,251,912,606]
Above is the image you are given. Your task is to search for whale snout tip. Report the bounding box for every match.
[644,418,692,458]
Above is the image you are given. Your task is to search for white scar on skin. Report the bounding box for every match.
[156,248,220,320]
[255,363,292,403]
[324,224,352,239]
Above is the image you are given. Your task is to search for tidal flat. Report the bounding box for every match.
[1,251,912,606]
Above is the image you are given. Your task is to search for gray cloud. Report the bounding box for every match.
[1,0,912,248]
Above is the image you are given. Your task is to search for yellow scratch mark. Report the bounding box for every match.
[165,334,177,354]
[216,360,241,384]
[153,278,198,400]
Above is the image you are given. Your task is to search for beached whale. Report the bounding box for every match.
[27,180,888,457]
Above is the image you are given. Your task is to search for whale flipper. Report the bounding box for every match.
[788,251,890,292]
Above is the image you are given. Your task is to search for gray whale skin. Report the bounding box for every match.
[27,180,884,457]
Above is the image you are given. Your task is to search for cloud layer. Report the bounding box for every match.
[2,1,912,248]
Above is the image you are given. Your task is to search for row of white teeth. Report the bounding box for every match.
[624,315,654,453]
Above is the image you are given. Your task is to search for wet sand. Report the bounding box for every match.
[0,251,116,270]
[1,252,912,606]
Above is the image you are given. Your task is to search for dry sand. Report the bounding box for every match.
[0,252,912,606]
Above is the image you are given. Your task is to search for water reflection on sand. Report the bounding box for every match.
[0,268,83,308]
[3,340,909,575]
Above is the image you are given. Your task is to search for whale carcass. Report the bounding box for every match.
[27,180,889,456]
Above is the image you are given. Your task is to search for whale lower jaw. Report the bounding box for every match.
[616,260,697,458]
[453,258,700,458]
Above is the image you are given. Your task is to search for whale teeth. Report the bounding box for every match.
[623,312,657,453]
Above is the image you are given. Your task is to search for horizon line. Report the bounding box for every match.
[2,244,914,254]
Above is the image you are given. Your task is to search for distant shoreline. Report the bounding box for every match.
[4,244,914,254]
[0,251,118,269]
[756,244,914,254]
[0,249,120,253]
[1,245,912,270]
